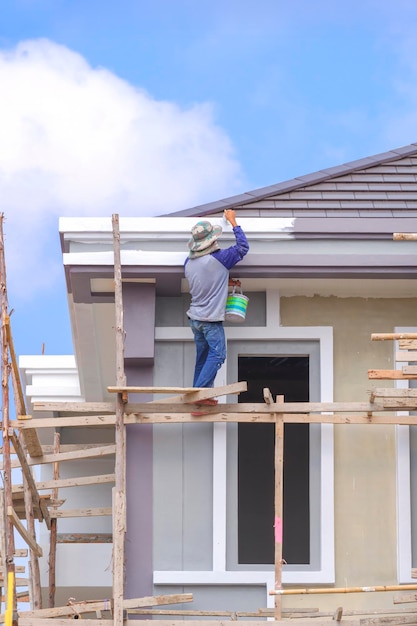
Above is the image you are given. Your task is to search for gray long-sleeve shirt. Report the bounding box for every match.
[185,225,249,322]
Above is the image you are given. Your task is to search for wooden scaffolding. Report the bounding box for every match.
[2,214,417,624]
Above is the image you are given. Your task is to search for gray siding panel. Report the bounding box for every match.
[153,342,214,572]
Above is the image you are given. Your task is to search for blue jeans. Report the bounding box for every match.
[189,319,226,388]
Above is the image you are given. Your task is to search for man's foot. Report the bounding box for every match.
[195,398,218,406]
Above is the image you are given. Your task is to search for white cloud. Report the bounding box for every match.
[0,39,244,297]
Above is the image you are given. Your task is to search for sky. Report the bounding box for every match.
[2,0,417,358]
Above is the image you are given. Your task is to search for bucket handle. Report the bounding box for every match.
[229,285,243,296]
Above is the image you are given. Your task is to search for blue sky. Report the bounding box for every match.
[2,0,417,358]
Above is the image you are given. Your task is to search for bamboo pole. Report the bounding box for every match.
[372,333,417,341]
[112,213,127,626]
[0,214,16,616]
[48,432,60,608]
[393,233,417,241]
[270,584,417,595]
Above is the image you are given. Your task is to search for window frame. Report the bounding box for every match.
[396,326,417,583]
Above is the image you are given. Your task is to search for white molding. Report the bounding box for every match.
[395,327,416,583]
[397,425,412,582]
[213,364,228,572]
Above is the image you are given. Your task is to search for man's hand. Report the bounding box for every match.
[224,209,238,227]
[228,278,241,287]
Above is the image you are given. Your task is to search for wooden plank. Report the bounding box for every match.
[108,381,247,401]
[17,595,193,621]
[38,498,51,530]
[19,617,361,626]
[41,443,115,453]
[263,387,273,404]
[15,415,116,429]
[370,388,417,398]
[8,431,43,521]
[35,474,115,490]
[128,608,320,617]
[49,507,112,518]
[0,566,25,575]
[368,369,417,380]
[125,400,382,414]
[18,428,43,458]
[394,593,417,604]
[56,533,112,543]
[33,401,114,413]
[403,366,417,375]
[13,549,28,558]
[154,381,247,404]
[5,318,43,457]
[142,408,417,425]
[381,399,417,409]
[126,412,417,425]
[13,407,417,428]
[1,444,116,469]
[126,608,417,619]
[1,576,30,587]
[396,351,417,362]
[400,340,417,350]
[17,616,110,626]
[362,617,417,626]
[7,507,42,556]
[11,491,53,519]
[123,593,194,609]
[108,386,201,394]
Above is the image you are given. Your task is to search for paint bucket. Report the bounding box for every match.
[225,287,249,323]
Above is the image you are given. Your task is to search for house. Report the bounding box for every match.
[19,142,417,613]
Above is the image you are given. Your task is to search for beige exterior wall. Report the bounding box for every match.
[280,296,417,611]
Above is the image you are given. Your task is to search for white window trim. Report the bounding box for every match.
[396,327,416,583]
[154,290,335,605]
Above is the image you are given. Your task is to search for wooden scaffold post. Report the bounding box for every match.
[274,394,285,620]
[0,213,16,622]
[48,431,60,608]
[112,213,127,626]
[6,311,42,610]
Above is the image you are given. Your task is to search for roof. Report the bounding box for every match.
[165,142,417,219]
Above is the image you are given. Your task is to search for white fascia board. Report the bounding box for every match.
[59,216,295,245]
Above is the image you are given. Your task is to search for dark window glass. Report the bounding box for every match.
[238,356,310,564]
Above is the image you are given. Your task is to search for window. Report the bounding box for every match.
[226,340,328,576]
[238,356,310,565]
